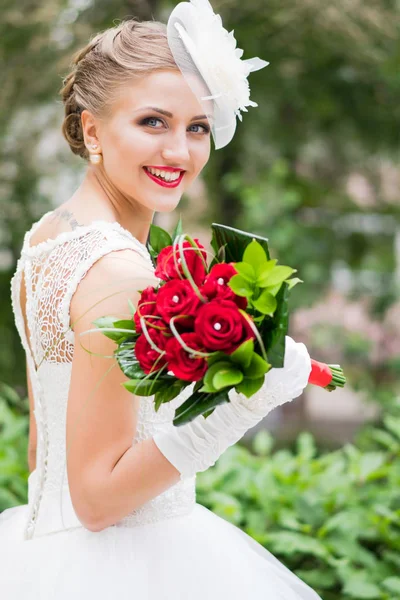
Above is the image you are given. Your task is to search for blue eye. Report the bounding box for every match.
[141,117,163,128]
[140,116,210,134]
[190,123,211,134]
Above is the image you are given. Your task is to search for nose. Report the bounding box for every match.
[161,128,190,164]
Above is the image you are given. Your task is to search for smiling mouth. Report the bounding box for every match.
[143,167,185,187]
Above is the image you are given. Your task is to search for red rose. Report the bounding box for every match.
[135,328,169,374]
[154,240,207,286]
[194,299,255,354]
[156,279,202,330]
[165,332,208,381]
[134,286,164,334]
[201,263,247,310]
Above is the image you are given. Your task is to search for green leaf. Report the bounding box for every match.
[278,509,303,532]
[243,239,267,267]
[294,569,337,591]
[296,432,317,460]
[154,380,187,408]
[116,356,147,380]
[252,430,274,456]
[173,389,230,426]
[147,242,158,262]
[113,319,135,331]
[286,277,303,290]
[216,244,227,263]
[383,415,400,440]
[149,223,172,253]
[382,577,400,594]
[207,351,229,367]
[262,265,297,288]
[122,378,165,396]
[207,490,243,524]
[359,452,386,480]
[92,316,132,342]
[198,385,210,393]
[93,315,117,329]
[243,353,271,378]
[343,574,381,598]
[212,367,243,390]
[210,223,270,267]
[203,361,233,392]
[252,290,277,315]
[228,274,254,297]
[259,281,290,368]
[265,283,282,296]
[230,338,254,369]
[172,215,183,242]
[256,260,278,286]
[383,550,400,569]
[235,376,265,398]
[233,261,257,283]
[265,531,329,560]
[127,298,136,316]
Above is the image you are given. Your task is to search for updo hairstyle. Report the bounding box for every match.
[59,18,180,161]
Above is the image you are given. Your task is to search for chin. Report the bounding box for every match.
[152,197,183,213]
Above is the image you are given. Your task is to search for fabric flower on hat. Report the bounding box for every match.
[167,0,269,148]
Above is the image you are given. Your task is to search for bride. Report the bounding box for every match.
[1,2,323,598]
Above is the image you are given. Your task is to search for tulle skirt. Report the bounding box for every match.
[0,499,322,599]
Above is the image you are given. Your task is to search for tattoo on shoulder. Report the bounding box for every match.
[50,209,83,231]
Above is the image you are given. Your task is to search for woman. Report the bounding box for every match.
[1,3,322,598]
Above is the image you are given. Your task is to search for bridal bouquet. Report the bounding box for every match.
[94,221,346,426]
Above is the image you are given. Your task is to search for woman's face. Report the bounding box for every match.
[86,69,213,213]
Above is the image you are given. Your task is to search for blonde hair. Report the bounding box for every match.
[59,18,179,161]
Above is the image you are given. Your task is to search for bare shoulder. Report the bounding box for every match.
[29,206,87,247]
[70,247,157,336]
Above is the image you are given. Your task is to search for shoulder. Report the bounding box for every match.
[70,245,158,337]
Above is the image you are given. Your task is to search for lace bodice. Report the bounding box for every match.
[10,211,196,541]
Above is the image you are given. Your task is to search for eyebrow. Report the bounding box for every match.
[136,106,214,122]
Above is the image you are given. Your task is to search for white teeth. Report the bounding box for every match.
[146,167,182,182]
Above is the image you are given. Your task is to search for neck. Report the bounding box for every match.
[72,165,154,246]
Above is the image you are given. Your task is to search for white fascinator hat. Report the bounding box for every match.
[167,0,269,150]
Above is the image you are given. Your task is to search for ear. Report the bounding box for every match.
[81,109,101,148]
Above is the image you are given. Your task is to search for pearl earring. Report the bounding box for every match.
[88,144,103,164]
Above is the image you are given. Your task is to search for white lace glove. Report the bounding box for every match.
[153,335,311,481]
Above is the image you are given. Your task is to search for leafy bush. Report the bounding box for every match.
[197,401,400,600]
[0,383,29,510]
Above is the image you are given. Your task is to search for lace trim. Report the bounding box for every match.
[21,210,150,261]
[59,232,152,346]
[115,477,196,528]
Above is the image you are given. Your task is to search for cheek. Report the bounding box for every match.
[201,142,211,168]
[107,123,156,159]
[192,142,211,175]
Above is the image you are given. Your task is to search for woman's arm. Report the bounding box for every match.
[66,248,179,531]
[28,451,36,474]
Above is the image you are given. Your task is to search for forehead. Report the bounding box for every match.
[113,69,214,118]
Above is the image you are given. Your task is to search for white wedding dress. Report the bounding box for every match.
[0,210,322,599]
